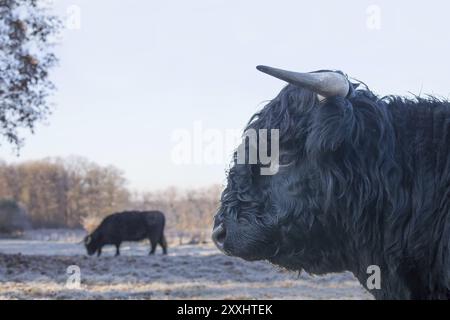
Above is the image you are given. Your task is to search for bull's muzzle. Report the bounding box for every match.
[212,223,227,252]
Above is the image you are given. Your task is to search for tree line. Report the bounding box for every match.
[0,157,221,242]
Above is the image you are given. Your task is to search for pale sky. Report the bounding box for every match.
[2,0,450,191]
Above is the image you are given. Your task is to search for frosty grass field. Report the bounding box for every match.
[0,229,372,300]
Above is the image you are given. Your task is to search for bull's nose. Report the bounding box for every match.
[212,223,227,250]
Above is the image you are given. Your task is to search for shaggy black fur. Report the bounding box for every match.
[84,210,167,256]
[214,82,450,299]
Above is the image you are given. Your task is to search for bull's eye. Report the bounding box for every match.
[279,154,290,164]
[279,153,295,166]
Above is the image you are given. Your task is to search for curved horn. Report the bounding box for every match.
[256,65,349,98]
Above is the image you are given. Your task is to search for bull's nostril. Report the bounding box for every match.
[212,223,226,248]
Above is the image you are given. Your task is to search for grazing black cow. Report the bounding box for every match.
[84,210,167,256]
[212,65,450,300]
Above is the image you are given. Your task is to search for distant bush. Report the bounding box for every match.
[133,185,222,244]
[81,216,102,233]
[0,199,31,234]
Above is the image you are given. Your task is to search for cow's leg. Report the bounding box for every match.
[159,235,168,255]
[149,238,157,255]
[115,243,121,256]
[97,247,102,257]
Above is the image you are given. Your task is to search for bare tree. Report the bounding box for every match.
[0,0,61,148]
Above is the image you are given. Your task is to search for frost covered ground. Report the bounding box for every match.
[0,229,372,300]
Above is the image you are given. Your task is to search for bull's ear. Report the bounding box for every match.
[305,97,355,157]
[85,236,92,245]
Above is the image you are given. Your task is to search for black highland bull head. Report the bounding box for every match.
[212,66,450,300]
